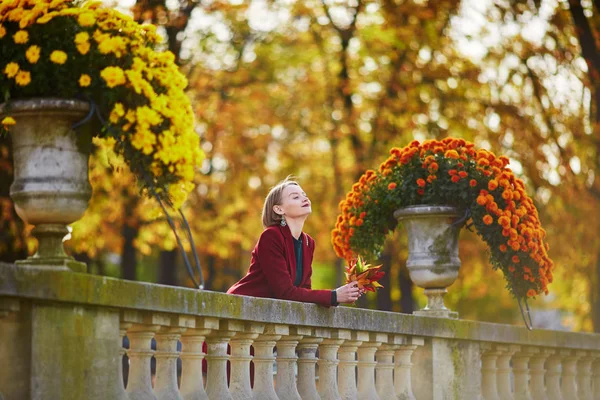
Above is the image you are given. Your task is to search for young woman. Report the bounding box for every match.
[227,177,362,306]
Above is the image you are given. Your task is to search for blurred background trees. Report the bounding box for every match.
[2,0,599,331]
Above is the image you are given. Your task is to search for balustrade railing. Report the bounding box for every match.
[1,263,600,400]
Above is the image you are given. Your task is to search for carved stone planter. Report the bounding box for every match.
[394,205,462,318]
[1,98,93,271]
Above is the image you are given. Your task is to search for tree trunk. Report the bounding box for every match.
[204,255,216,290]
[399,266,415,314]
[593,251,600,332]
[376,251,393,312]
[158,249,178,286]
[121,222,137,280]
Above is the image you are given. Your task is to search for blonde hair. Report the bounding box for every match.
[262,176,299,228]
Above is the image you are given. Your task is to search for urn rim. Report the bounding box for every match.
[0,98,90,116]
[393,205,460,220]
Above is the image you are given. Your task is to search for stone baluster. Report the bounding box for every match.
[593,355,600,397]
[297,329,327,400]
[513,347,537,400]
[544,352,564,400]
[375,335,404,400]
[276,326,311,400]
[253,324,288,400]
[560,350,580,400]
[593,354,600,398]
[125,323,161,400]
[117,322,131,400]
[338,331,368,400]
[357,332,386,400]
[496,345,519,400]
[394,336,424,400]
[576,352,593,400]
[205,320,244,400]
[318,329,351,400]
[530,348,552,400]
[229,323,264,400]
[481,344,501,400]
[155,325,188,400]
[180,317,219,400]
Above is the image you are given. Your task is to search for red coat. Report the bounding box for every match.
[227,224,333,307]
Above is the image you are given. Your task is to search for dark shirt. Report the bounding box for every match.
[293,235,303,286]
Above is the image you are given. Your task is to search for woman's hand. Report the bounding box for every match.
[335,282,364,304]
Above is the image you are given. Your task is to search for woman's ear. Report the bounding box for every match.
[273,205,282,216]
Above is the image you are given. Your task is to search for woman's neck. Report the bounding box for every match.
[285,216,306,240]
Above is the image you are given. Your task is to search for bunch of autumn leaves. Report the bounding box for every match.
[332,138,554,300]
[0,0,203,209]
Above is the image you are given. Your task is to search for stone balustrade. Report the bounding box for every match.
[1,263,600,400]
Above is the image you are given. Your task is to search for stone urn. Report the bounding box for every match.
[394,205,462,318]
[1,98,93,272]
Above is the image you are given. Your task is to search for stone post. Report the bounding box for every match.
[357,332,386,400]
[338,331,367,400]
[560,350,580,400]
[496,345,519,400]
[229,323,264,400]
[545,353,564,400]
[297,328,327,400]
[118,322,131,400]
[529,348,552,400]
[395,336,423,400]
[180,317,219,400]
[481,344,501,400]
[318,329,351,400]
[155,326,187,400]
[376,335,403,400]
[276,326,311,400]
[205,320,244,400]
[126,323,161,400]
[253,324,287,400]
[513,347,537,400]
[576,352,593,400]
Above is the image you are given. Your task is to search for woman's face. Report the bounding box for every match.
[275,184,312,219]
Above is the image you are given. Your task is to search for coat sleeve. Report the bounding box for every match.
[257,229,332,307]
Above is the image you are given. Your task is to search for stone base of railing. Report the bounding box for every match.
[1,262,600,400]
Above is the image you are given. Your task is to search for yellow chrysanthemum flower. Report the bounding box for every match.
[76,41,90,55]
[1,117,16,126]
[3,62,19,78]
[49,50,67,64]
[78,74,91,87]
[74,31,89,44]
[131,126,156,155]
[100,66,125,88]
[25,45,40,64]
[15,70,31,86]
[77,12,95,27]
[13,30,29,44]
[0,24,6,39]
[98,36,126,57]
[36,11,58,24]
[109,103,125,123]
